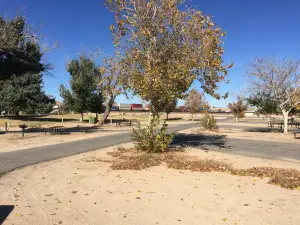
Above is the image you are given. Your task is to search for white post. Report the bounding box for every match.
[282,110,289,134]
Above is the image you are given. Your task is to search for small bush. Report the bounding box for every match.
[132,116,174,153]
[200,114,217,130]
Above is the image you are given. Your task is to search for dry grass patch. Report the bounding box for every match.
[89,147,300,190]
[166,154,231,172]
[85,157,112,163]
[231,167,300,189]
[108,147,165,170]
[111,153,164,170]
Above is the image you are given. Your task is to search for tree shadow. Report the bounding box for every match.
[165,118,183,121]
[1,115,78,123]
[171,133,229,149]
[244,128,282,133]
[0,205,14,225]
[4,125,103,136]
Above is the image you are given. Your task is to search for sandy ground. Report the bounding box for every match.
[1,143,300,225]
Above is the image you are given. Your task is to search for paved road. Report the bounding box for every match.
[200,138,300,161]
[1,120,299,175]
[0,122,199,175]
[214,122,300,161]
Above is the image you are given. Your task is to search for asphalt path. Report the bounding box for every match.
[1,120,299,175]
[0,122,199,175]
[198,137,300,162]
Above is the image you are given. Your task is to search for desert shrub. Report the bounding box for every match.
[200,114,217,130]
[132,116,174,153]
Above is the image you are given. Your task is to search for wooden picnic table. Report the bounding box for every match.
[115,119,138,126]
[268,120,300,129]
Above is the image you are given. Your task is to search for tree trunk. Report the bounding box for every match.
[166,112,169,120]
[95,113,98,122]
[282,110,289,134]
[15,111,20,117]
[235,116,238,122]
[99,94,115,125]
[192,113,194,121]
[80,113,83,122]
[148,111,152,124]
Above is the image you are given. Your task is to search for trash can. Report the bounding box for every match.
[89,117,96,124]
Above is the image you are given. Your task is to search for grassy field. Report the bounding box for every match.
[0,112,162,128]
[0,111,233,129]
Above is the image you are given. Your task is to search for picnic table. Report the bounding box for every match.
[293,130,300,139]
[116,119,138,126]
[52,126,64,134]
[268,121,283,129]
[44,126,67,135]
[268,119,300,129]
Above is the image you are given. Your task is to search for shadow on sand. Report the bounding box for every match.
[171,133,230,150]
[1,115,79,123]
[164,117,183,121]
[244,128,282,133]
[2,125,131,137]
[0,205,14,225]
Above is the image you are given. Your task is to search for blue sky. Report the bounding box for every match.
[1,0,300,107]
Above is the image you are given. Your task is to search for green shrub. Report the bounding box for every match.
[132,116,174,153]
[200,114,217,130]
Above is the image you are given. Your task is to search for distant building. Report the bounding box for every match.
[53,101,62,110]
[209,107,230,113]
[244,108,257,117]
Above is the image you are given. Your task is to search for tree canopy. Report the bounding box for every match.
[0,73,55,115]
[0,15,48,81]
[60,55,104,121]
[185,89,204,120]
[0,14,55,115]
[247,57,300,133]
[247,92,279,115]
[228,97,248,122]
[97,57,124,124]
[107,0,231,114]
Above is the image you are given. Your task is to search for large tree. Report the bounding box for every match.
[0,73,55,115]
[97,57,124,124]
[247,57,300,134]
[185,89,203,121]
[0,14,56,115]
[0,15,49,81]
[107,0,231,140]
[60,55,104,122]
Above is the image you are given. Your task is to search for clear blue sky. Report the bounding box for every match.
[1,0,300,107]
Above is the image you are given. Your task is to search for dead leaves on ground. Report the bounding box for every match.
[86,147,300,190]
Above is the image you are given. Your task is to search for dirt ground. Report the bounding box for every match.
[1,143,300,225]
